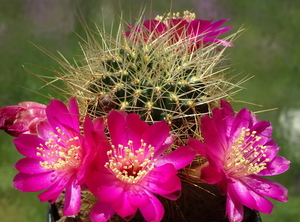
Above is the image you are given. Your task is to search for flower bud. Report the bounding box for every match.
[0,101,46,137]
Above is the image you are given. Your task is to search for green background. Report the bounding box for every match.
[0,0,299,221]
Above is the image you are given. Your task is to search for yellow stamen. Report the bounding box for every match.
[105,139,155,184]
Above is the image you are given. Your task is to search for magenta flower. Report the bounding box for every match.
[126,17,233,49]
[87,111,196,222]
[188,100,290,222]
[13,98,95,216]
[0,101,46,137]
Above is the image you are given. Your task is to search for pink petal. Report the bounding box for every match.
[68,97,80,121]
[205,27,233,38]
[226,189,244,222]
[201,166,223,184]
[211,101,235,147]
[38,180,64,203]
[14,157,47,174]
[36,119,53,141]
[188,137,207,157]
[90,201,115,222]
[87,171,124,202]
[147,163,178,184]
[154,134,174,158]
[22,171,56,192]
[146,174,181,197]
[127,186,150,207]
[140,192,164,222]
[189,19,212,34]
[13,134,45,157]
[126,113,148,149]
[46,98,79,132]
[200,114,226,166]
[142,120,170,155]
[112,191,137,220]
[261,139,279,158]
[209,19,230,30]
[63,179,81,216]
[13,173,27,190]
[258,156,290,176]
[230,179,274,214]
[230,108,253,140]
[155,145,196,170]
[244,175,288,202]
[250,121,272,144]
[96,181,125,202]
[107,111,128,147]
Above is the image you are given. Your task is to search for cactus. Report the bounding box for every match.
[46,12,241,146]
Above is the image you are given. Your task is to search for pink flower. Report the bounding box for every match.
[0,101,46,137]
[188,100,290,222]
[126,17,233,49]
[87,111,196,222]
[13,98,95,216]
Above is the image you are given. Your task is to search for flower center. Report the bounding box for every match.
[105,139,156,184]
[36,127,82,172]
[224,127,270,177]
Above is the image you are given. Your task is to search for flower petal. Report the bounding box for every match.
[14,157,47,174]
[230,108,253,140]
[87,171,124,202]
[146,174,181,197]
[38,180,64,203]
[201,166,223,184]
[142,120,170,155]
[127,186,150,207]
[46,98,80,133]
[226,188,244,222]
[147,163,178,184]
[112,191,137,220]
[155,145,196,170]
[230,179,274,214]
[13,134,45,157]
[212,99,235,146]
[63,179,81,216]
[107,111,128,147]
[188,137,207,157]
[21,171,56,192]
[200,114,225,167]
[258,156,290,176]
[140,192,165,222]
[245,175,288,202]
[205,27,233,38]
[90,201,115,222]
[126,113,148,149]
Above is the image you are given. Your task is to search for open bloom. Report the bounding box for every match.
[188,100,290,222]
[87,111,196,222]
[0,101,46,136]
[13,98,94,216]
[126,11,233,49]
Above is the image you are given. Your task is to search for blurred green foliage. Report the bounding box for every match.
[0,0,299,221]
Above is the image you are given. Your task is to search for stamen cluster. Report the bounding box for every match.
[225,127,270,177]
[37,127,82,171]
[105,139,156,184]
